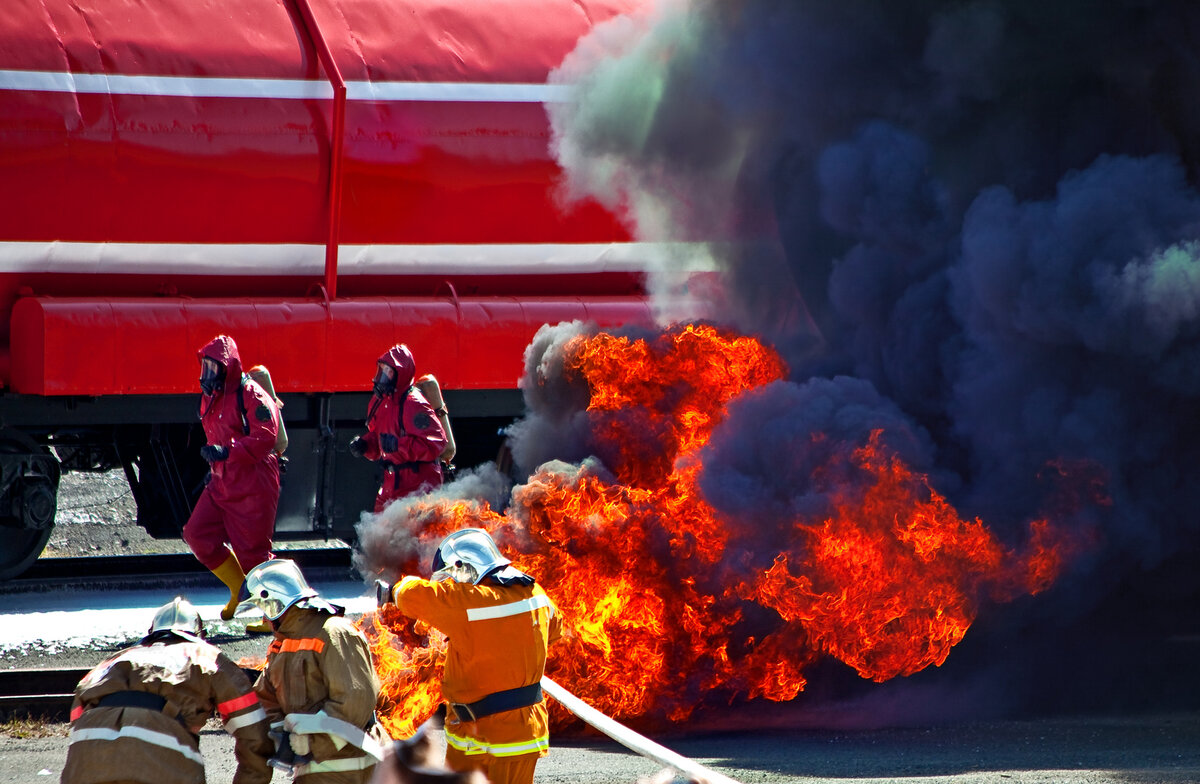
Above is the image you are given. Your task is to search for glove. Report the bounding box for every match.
[200,444,229,463]
[379,433,398,453]
[375,579,395,608]
[289,732,310,757]
[348,436,368,458]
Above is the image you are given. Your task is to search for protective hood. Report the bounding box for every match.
[377,344,416,390]
[198,334,244,389]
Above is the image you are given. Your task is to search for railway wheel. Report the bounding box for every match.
[0,430,60,581]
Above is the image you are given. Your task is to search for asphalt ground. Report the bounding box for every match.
[3,710,1199,784]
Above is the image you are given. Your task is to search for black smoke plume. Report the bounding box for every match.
[539,0,1200,716]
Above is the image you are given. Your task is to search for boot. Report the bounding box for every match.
[211,553,245,621]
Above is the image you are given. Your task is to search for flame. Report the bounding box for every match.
[360,606,447,739]
[362,323,1091,731]
[739,432,1078,682]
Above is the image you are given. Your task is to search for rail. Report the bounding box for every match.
[0,547,354,591]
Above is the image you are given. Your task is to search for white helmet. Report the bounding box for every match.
[236,559,338,620]
[431,528,511,584]
[146,596,205,643]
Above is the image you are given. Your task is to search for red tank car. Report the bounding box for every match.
[0,0,654,577]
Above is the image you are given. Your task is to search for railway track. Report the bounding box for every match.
[0,547,357,594]
[0,545,355,715]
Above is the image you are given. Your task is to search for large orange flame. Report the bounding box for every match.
[740,431,1076,683]
[361,323,1089,732]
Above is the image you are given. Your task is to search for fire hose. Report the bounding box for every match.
[539,677,742,784]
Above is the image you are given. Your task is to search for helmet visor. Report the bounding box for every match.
[235,594,287,620]
[373,363,397,397]
[199,358,225,396]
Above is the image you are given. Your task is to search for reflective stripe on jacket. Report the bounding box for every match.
[394,575,562,757]
[254,607,391,783]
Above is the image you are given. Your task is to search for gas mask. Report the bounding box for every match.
[372,362,397,397]
[200,358,226,396]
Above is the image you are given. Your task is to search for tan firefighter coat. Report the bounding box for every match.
[254,606,391,784]
[62,638,273,784]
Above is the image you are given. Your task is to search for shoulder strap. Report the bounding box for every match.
[236,374,249,435]
[396,385,413,434]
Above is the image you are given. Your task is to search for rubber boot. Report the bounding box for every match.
[211,553,245,621]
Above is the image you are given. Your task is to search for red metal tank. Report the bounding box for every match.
[0,0,653,394]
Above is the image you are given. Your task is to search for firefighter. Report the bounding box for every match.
[238,558,391,782]
[61,596,274,784]
[182,334,281,633]
[349,344,447,512]
[376,528,563,784]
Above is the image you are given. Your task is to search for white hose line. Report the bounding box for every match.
[540,677,742,784]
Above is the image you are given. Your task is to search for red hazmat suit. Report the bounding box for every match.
[182,335,281,572]
[393,575,562,784]
[62,637,274,784]
[359,345,447,512]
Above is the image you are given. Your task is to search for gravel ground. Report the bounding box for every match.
[2,471,1199,784]
[45,469,183,557]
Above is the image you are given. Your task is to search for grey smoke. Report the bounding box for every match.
[353,462,515,582]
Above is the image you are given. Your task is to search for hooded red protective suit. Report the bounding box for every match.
[182,335,281,572]
[360,345,447,512]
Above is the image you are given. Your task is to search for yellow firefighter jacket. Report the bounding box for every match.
[254,606,390,783]
[62,638,273,784]
[394,575,562,760]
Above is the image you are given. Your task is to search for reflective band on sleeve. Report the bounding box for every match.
[269,638,325,654]
[69,725,205,765]
[223,706,268,734]
[293,754,379,776]
[217,692,260,717]
[285,712,384,761]
[70,705,83,722]
[444,727,549,758]
[466,594,552,622]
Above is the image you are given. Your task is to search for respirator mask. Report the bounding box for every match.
[200,358,226,396]
[372,362,397,397]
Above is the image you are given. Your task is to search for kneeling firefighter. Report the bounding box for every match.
[63,596,274,784]
[349,344,447,512]
[376,528,563,784]
[239,558,391,783]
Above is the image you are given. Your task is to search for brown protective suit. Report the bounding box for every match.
[254,606,391,783]
[62,638,273,784]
